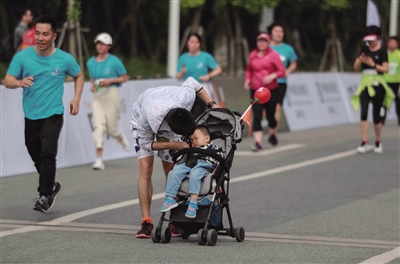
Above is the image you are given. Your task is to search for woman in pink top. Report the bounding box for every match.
[244,33,285,151]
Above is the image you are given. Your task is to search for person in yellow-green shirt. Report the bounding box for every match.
[383,36,400,125]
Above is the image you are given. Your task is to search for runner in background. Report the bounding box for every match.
[244,33,286,151]
[176,33,223,106]
[86,33,130,170]
[383,36,400,125]
[20,26,36,51]
[352,26,394,154]
[14,8,33,53]
[267,22,298,135]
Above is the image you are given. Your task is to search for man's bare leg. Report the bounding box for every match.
[138,156,154,219]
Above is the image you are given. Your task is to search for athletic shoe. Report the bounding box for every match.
[357,143,371,154]
[47,182,63,211]
[268,134,278,146]
[159,197,178,212]
[251,142,262,152]
[33,195,50,213]
[185,203,198,218]
[169,222,181,237]
[117,134,130,151]
[136,220,153,238]
[374,142,383,154]
[93,158,105,170]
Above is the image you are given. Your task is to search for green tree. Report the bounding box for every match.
[275,0,352,71]
[214,0,281,74]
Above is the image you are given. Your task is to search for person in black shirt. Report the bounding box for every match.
[353,25,394,154]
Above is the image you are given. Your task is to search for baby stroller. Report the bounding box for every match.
[151,108,245,246]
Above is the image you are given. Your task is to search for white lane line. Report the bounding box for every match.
[235,143,305,156]
[359,247,400,264]
[0,194,164,237]
[1,148,356,238]
[231,149,357,183]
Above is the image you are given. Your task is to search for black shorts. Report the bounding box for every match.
[276,83,287,105]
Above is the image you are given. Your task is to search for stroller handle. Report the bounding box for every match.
[172,148,226,165]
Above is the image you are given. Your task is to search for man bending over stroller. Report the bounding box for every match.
[160,125,225,218]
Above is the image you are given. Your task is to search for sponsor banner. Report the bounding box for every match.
[312,73,352,126]
[0,79,181,177]
[283,73,397,131]
[337,73,369,123]
[284,74,324,131]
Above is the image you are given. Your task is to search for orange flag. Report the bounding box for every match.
[240,103,254,135]
[240,99,258,135]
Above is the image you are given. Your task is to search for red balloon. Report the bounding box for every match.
[254,87,271,104]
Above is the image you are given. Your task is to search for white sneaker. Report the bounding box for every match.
[118,134,130,151]
[374,143,383,154]
[93,158,105,170]
[357,144,371,154]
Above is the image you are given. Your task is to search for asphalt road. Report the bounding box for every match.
[1,121,399,264]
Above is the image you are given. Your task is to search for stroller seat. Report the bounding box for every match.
[178,172,215,197]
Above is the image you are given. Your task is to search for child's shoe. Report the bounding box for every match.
[185,202,198,218]
[159,197,178,212]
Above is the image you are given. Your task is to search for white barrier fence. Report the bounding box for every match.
[0,73,397,177]
[284,73,397,131]
[0,78,181,177]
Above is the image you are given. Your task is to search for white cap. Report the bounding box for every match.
[94,33,113,45]
[363,34,377,41]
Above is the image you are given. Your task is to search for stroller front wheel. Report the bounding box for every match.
[207,229,218,246]
[151,227,161,243]
[197,228,207,245]
[161,227,172,243]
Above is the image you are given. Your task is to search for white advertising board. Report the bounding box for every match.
[284,74,325,131]
[0,78,181,177]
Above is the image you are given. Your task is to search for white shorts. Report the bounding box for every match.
[131,126,182,163]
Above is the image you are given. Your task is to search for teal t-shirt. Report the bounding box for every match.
[7,46,81,120]
[176,51,218,82]
[270,43,297,84]
[86,54,127,87]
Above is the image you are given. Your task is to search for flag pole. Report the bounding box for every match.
[240,98,258,121]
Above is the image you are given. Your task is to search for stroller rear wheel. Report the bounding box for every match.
[235,226,245,242]
[207,229,218,246]
[161,227,172,243]
[197,228,207,245]
[151,227,161,243]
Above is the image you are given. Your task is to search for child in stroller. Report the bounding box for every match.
[152,108,245,246]
[160,125,225,218]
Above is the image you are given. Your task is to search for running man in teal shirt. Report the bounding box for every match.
[4,15,84,213]
[267,22,298,145]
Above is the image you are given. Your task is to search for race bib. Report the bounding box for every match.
[388,62,398,75]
